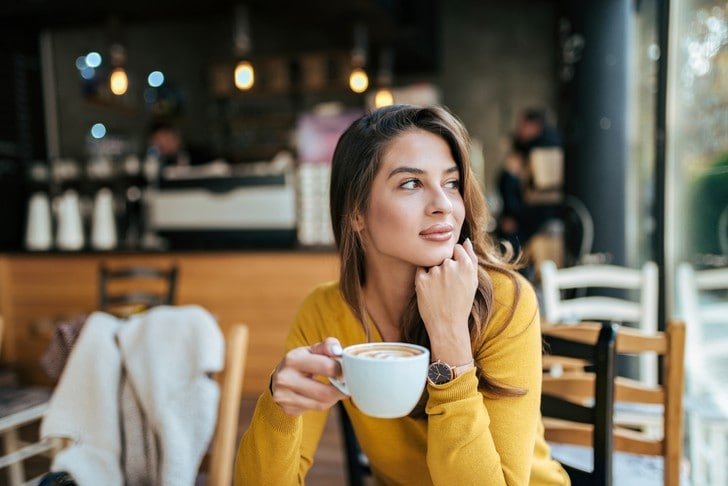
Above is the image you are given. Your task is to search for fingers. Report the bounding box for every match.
[272,339,348,417]
[286,351,341,377]
[310,337,343,358]
[464,238,478,267]
[280,374,347,404]
[273,379,344,416]
[452,238,478,267]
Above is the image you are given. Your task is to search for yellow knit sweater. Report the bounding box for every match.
[235,270,569,485]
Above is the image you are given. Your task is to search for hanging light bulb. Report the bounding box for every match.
[233,5,254,91]
[108,27,128,97]
[348,23,369,94]
[235,60,255,90]
[373,48,394,107]
[374,88,394,107]
[349,67,369,93]
[110,67,128,95]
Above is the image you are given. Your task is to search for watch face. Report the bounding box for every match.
[428,361,453,385]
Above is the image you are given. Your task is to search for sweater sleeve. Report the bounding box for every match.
[234,289,332,485]
[425,275,542,485]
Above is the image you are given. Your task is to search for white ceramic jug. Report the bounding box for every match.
[91,188,117,250]
[56,190,84,251]
[25,192,52,250]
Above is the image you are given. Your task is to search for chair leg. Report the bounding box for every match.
[4,428,25,486]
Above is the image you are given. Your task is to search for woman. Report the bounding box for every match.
[235,105,569,485]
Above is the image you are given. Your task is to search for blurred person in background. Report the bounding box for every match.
[512,108,562,161]
[497,108,561,250]
[147,120,213,169]
[496,152,526,252]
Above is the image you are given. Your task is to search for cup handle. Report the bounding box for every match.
[328,357,350,395]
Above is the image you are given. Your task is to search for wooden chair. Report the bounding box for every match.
[541,321,618,486]
[38,323,249,486]
[542,320,686,486]
[540,260,659,385]
[0,316,55,486]
[98,263,178,314]
[206,323,249,486]
[677,263,728,486]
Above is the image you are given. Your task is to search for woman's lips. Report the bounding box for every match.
[419,224,454,241]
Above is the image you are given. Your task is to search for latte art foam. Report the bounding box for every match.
[349,345,423,359]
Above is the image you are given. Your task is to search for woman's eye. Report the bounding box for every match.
[400,179,420,189]
[445,179,460,189]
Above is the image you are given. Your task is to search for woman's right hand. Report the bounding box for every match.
[270,337,348,417]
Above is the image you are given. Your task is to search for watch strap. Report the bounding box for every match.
[451,360,475,378]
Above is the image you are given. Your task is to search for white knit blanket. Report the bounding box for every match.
[41,305,224,486]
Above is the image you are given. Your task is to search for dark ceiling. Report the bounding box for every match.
[0,0,439,73]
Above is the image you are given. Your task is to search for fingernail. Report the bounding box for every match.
[330,343,343,356]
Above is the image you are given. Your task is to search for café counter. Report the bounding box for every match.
[0,251,339,394]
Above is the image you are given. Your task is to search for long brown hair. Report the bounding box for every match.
[330,105,525,405]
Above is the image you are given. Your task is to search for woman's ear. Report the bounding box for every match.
[352,212,365,232]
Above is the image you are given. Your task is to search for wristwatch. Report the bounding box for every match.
[427,359,475,385]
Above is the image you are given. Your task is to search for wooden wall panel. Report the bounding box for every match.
[0,252,339,394]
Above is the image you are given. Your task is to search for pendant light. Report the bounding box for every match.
[233,4,254,91]
[108,17,128,96]
[374,48,394,107]
[349,24,369,94]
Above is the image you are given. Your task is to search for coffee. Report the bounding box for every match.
[349,345,423,360]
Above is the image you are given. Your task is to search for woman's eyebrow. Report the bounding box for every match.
[387,166,424,179]
[387,165,458,179]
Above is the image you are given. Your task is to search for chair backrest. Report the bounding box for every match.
[541,321,617,486]
[540,260,659,384]
[98,263,178,313]
[542,320,685,486]
[207,323,249,486]
[676,263,728,396]
[677,263,728,325]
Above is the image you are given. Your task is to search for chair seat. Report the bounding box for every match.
[0,387,52,430]
[549,443,691,486]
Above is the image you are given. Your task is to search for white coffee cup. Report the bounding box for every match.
[329,342,429,419]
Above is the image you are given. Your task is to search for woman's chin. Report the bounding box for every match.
[416,249,455,268]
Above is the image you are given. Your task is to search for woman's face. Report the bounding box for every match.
[357,129,466,268]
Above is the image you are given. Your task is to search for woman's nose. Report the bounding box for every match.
[427,187,453,214]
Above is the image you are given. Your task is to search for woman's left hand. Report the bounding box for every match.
[415,238,479,365]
